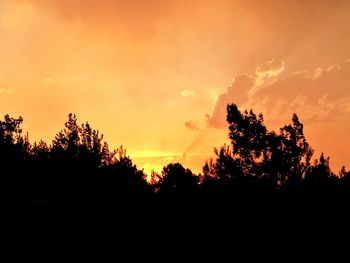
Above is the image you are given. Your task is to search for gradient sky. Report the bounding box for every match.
[1,0,350,174]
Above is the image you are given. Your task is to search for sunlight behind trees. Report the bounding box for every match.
[1,103,349,205]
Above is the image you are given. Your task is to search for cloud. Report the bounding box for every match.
[256,59,285,78]
[208,60,350,129]
[208,74,255,128]
[253,60,350,121]
[255,59,285,87]
[180,89,195,97]
[0,88,14,95]
[208,59,284,129]
[185,120,200,131]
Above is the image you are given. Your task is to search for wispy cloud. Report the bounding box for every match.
[256,59,285,78]
[185,120,200,131]
[180,89,196,97]
[254,59,284,88]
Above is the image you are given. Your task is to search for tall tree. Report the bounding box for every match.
[157,163,198,194]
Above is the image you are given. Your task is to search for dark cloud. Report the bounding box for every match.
[185,120,200,131]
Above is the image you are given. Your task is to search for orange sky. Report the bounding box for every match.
[1,0,350,174]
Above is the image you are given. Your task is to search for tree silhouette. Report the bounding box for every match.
[99,146,150,199]
[0,103,349,206]
[157,163,198,194]
[278,114,312,191]
[202,144,247,194]
[0,115,31,202]
[52,113,107,167]
[204,104,325,194]
[0,115,30,161]
[304,153,336,193]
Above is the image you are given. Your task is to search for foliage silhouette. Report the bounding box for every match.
[156,163,198,194]
[202,104,319,194]
[0,103,349,206]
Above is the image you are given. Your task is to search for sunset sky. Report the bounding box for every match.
[1,0,350,174]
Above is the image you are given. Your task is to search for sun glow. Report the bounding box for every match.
[1,0,350,173]
[130,151,180,176]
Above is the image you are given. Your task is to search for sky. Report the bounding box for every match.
[1,0,350,174]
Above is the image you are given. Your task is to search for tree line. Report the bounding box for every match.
[1,104,350,204]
